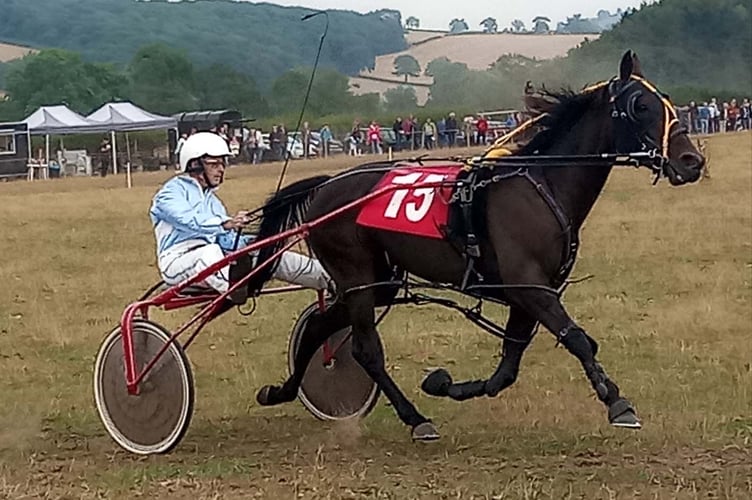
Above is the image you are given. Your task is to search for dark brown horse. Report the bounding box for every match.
[251,51,705,440]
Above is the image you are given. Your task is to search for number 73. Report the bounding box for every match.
[383,173,447,222]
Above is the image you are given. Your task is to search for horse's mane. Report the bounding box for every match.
[518,86,607,155]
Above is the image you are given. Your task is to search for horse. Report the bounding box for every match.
[249,51,705,440]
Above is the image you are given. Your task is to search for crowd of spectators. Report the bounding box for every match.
[678,97,751,134]
[172,97,749,166]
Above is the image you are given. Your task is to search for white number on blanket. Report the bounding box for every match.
[384,173,447,222]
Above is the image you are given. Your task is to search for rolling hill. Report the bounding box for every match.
[0,0,406,88]
[351,32,597,105]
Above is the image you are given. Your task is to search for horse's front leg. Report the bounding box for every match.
[511,289,641,428]
[421,307,536,401]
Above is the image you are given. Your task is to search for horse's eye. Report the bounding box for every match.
[636,104,649,112]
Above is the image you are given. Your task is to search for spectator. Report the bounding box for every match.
[698,102,710,134]
[393,117,404,150]
[727,99,740,131]
[319,123,333,158]
[437,117,447,148]
[445,112,458,148]
[476,115,489,145]
[367,121,382,155]
[98,136,112,177]
[423,118,437,149]
[302,121,312,159]
[349,120,362,156]
[175,133,188,170]
[741,98,751,130]
[688,101,699,134]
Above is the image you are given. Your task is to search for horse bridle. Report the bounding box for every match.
[608,75,684,173]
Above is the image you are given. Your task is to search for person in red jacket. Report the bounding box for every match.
[476,115,489,145]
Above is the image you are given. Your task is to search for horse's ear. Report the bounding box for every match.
[619,50,634,81]
[631,52,644,77]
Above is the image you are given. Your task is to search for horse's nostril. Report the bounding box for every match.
[679,152,705,170]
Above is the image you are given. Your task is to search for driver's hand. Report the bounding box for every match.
[222,211,251,231]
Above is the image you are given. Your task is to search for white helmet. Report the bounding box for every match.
[179,132,231,172]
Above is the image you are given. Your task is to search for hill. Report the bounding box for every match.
[351,32,596,105]
[0,0,406,87]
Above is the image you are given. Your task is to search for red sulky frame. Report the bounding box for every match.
[119,178,455,395]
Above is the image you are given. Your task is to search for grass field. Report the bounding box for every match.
[0,133,750,499]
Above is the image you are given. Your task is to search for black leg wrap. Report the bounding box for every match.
[584,362,612,403]
[447,380,487,401]
[583,332,599,357]
[559,327,615,405]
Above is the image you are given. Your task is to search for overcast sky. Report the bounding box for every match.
[262,0,657,30]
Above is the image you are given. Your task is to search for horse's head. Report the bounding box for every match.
[610,51,705,185]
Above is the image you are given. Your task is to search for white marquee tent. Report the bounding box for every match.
[86,102,177,132]
[21,102,177,181]
[23,105,106,135]
[86,102,177,177]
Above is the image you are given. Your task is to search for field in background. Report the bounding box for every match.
[351,33,597,105]
[0,134,750,498]
[0,42,37,63]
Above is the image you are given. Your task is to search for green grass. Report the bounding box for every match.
[0,135,750,498]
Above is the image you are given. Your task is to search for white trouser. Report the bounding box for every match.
[159,242,330,293]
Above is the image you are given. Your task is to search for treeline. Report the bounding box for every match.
[0,0,406,88]
[0,44,394,123]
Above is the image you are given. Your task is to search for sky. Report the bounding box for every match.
[260,0,657,30]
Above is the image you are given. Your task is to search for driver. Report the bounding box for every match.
[150,132,331,304]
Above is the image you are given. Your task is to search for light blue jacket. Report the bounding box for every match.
[150,175,251,256]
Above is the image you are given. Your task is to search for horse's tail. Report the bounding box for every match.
[248,175,332,294]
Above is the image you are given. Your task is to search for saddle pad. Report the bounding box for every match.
[356,164,463,239]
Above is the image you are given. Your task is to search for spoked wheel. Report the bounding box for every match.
[93,319,194,455]
[289,303,380,421]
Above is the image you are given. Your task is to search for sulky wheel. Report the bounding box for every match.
[93,319,194,455]
[288,303,380,421]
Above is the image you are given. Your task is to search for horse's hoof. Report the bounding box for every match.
[256,385,274,406]
[421,369,452,397]
[608,398,642,429]
[412,421,440,441]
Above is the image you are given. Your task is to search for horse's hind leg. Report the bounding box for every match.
[348,288,438,440]
[511,289,641,428]
[422,307,536,401]
[256,302,349,406]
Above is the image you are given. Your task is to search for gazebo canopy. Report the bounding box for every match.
[86,102,177,132]
[23,105,106,135]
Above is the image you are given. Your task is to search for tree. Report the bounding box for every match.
[510,19,526,33]
[270,68,353,116]
[383,85,417,112]
[128,44,198,115]
[480,17,498,33]
[405,16,420,29]
[449,18,469,33]
[532,16,551,33]
[393,54,421,83]
[4,49,124,116]
[195,64,268,118]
